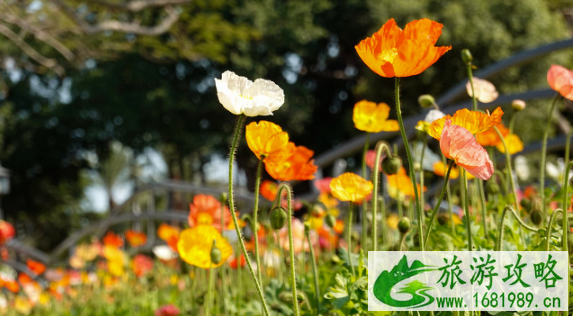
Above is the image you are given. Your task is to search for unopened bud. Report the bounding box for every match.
[325,214,336,228]
[398,217,411,234]
[486,182,500,195]
[511,99,526,111]
[531,197,543,213]
[520,198,532,213]
[210,241,222,264]
[382,155,402,175]
[220,192,228,203]
[418,94,435,109]
[304,222,311,233]
[270,207,288,230]
[530,210,543,226]
[461,49,473,64]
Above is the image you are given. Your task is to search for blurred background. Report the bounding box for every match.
[0,0,572,251]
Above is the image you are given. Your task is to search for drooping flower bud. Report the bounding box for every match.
[270,207,288,230]
[210,240,222,265]
[418,94,436,109]
[382,155,402,175]
[325,214,336,228]
[511,99,526,111]
[398,217,411,234]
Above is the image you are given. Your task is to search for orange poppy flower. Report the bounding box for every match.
[18,273,32,285]
[0,220,15,245]
[177,225,233,269]
[103,231,123,248]
[125,230,147,247]
[329,172,373,203]
[440,119,494,180]
[355,18,451,78]
[547,65,573,101]
[229,254,246,269]
[386,167,426,198]
[245,120,290,163]
[352,100,400,133]
[27,259,46,275]
[496,134,524,154]
[428,107,504,140]
[188,194,232,232]
[260,180,278,201]
[157,224,180,251]
[2,279,19,293]
[433,161,459,179]
[476,122,509,147]
[264,143,317,181]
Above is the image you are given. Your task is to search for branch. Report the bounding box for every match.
[0,12,75,61]
[0,22,65,75]
[89,0,192,12]
[50,0,181,35]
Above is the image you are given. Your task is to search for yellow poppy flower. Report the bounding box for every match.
[245,120,290,162]
[433,161,459,179]
[496,134,523,154]
[428,107,504,140]
[352,100,400,133]
[177,225,233,269]
[329,173,373,203]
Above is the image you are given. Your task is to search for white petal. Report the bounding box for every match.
[248,79,285,112]
[424,109,445,123]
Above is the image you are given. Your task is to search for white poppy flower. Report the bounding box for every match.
[152,245,178,261]
[514,155,530,181]
[466,77,499,103]
[215,71,285,116]
[424,109,446,123]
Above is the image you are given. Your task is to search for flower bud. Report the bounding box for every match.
[304,221,311,233]
[511,99,526,111]
[437,213,448,226]
[398,217,411,234]
[520,198,532,213]
[220,192,228,204]
[325,214,336,228]
[382,155,402,175]
[486,181,500,195]
[270,207,288,230]
[418,94,435,109]
[531,197,543,213]
[530,210,543,226]
[210,241,222,265]
[461,49,473,64]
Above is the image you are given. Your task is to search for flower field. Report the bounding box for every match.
[0,17,572,316]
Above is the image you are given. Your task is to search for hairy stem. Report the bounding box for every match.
[371,141,391,251]
[424,160,454,246]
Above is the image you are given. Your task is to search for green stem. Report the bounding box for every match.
[478,179,488,241]
[419,137,427,220]
[540,94,561,216]
[276,183,300,316]
[371,141,392,251]
[305,228,320,316]
[565,131,572,172]
[347,202,355,276]
[446,180,455,236]
[492,170,510,198]
[463,171,472,251]
[424,160,454,246]
[561,161,573,251]
[494,126,520,212]
[496,206,539,251]
[466,63,478,112]
[361,133,370,250]
[546,209,563,251]
[253,158,264,285]
[226,114,271,316]
[394,77,422,250]
[206,262,214,316]
[399,232,408,251]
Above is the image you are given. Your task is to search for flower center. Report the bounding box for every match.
[239,94,253,100]
[197,212,214,225]
[377,48,398,64]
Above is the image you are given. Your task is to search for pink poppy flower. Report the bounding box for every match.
[154,304,181,316]
[313,177,333,194]
[547,65,573,101]
[440,119,494,180]
[365,150,385,172]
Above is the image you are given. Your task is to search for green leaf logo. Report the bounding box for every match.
[373,255,437,308]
